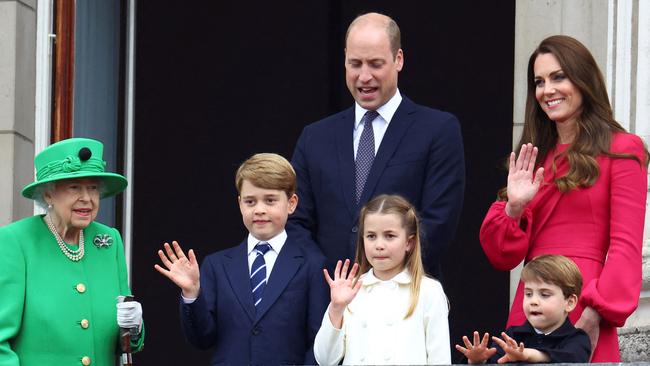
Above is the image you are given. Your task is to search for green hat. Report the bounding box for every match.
[22,138,128,200]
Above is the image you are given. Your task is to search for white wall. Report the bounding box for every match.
[0,0,37,225]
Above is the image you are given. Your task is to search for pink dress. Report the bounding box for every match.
[480,132,647,362]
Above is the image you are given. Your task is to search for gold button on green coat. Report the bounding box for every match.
[76,283,86,293]
[0,216,145,366]
[81,356,91,365]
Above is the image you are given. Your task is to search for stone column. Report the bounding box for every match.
[0,0,37,226]
[514,0,650,361]
[617,0,650,360]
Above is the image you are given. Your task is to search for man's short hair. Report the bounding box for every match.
[345,12,401,59]
[235,153,296,198]
[521,255,583,298]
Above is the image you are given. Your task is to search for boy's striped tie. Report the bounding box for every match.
[250,242,272,309]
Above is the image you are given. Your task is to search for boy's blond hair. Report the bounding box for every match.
[521,255,583,298]
[235,153,296,198]
[355,194,427,319]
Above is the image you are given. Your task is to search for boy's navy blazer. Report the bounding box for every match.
[179,235,328,365]
[289,96,465,277]
[488,318,591,363]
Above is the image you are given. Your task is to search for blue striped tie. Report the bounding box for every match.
[250,242,272,308]
[355,110,379,202]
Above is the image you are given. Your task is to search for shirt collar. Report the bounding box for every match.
[361,267,412,286]
[354,88,403,130]
[247,230,287,255]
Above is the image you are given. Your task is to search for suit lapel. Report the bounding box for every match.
[336,107,358,216]
[223,241,256,322]
[359,97,417,205]
[254,239,304,322]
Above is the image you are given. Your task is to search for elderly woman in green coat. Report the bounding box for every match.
[0,138,144,366]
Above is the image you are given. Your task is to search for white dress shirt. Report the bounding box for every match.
[353,89,403,157]
[314,268,451,365]
[182,230,287,304]
[245,230,287,278]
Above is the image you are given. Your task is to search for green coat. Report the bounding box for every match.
[0,215,144,366]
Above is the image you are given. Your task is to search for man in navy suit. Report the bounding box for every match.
[155,154,329,365]
[289,12,465,278]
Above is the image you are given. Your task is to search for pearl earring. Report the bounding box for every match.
[47,203,53,210]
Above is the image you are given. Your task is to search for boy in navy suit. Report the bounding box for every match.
[155,153,329,365]
[456,255,591,363]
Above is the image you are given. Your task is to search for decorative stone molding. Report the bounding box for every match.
[619,326,650,362]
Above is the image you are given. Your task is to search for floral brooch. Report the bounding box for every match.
[93,234,113,248]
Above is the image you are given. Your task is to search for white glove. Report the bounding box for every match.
[116,300,143,334]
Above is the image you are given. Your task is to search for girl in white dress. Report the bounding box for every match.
[314,194,451,365]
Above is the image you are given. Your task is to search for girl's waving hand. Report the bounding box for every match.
[324,259,362,328]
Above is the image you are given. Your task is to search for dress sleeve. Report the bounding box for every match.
[479,200,533,271]
[112,228,145,352]
[313,306,345,366]
[0,226,24,366]
[424,281,451,364]
[580,134,647,326]
[114,228,131,297]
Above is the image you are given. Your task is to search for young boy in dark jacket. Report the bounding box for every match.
[457,255,590,363]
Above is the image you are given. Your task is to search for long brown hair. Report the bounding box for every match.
[354,194,426,318]
[501,35,647,198]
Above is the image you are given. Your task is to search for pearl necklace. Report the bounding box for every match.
[45,215,84,261]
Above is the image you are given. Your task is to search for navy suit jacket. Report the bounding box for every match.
[289,96,465,277]
[488,319,591,363]
[179,235,329,365]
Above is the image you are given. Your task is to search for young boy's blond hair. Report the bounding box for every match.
[521,255,582,298]
[235,153,296,198]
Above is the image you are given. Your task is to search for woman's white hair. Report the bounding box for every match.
[32,182,56,210]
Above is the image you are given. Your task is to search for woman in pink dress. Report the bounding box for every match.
[480,35,648,362]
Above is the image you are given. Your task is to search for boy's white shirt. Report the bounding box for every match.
[245,230,287,276]
[314,268,451,365]
[352,88,402,156]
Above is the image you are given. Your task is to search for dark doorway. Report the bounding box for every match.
[133,2,514,364]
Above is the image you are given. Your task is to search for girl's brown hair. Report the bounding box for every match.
[354,194,426,318]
